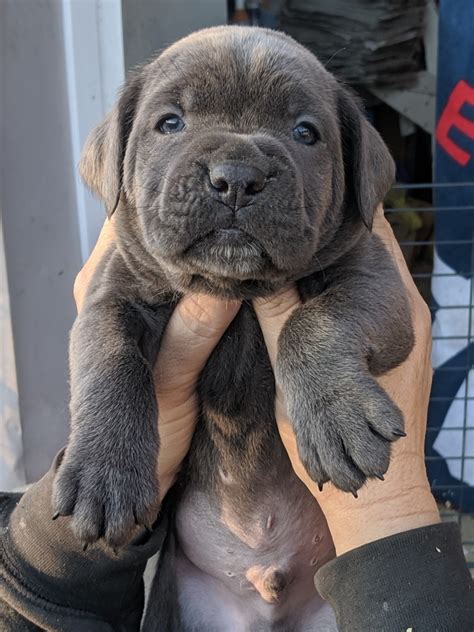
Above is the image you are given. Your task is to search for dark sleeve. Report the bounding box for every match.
[0,451,168,631]
[315,522,474,631]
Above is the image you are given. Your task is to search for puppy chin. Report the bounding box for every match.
[157,230,297,298]
[183,229,269,280]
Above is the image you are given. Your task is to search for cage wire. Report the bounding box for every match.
[386,180,474,574]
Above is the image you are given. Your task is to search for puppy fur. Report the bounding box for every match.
[53,25,413,615]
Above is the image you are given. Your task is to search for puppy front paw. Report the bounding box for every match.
[52,440,160,548]
[285,373,404,494]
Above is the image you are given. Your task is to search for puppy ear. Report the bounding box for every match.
[337,86,395,231]
[79,72,143,216]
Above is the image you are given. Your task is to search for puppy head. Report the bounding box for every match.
[81,26,394,298]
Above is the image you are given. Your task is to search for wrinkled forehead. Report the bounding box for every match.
[141,27,337,123]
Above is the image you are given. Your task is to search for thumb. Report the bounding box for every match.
[253,287,301,368]
[155,295,240,398]
[254,287,302,452]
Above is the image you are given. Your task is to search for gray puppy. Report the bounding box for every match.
[53,26,413,628]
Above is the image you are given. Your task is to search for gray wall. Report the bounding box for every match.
[1,1,82,482]
[121,0,227,70]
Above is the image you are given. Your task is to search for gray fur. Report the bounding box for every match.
[54,25,413,574]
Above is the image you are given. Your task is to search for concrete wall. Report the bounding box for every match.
[1,0,82,482]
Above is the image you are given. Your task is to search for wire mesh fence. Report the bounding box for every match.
[387,181,474,572]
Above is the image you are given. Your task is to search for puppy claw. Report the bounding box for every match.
[317,482,324,492]
[351,491,358,499]
[82,542,89,552]
[52,512,60,521]
[375,473,385,481]
[392,429,407,438]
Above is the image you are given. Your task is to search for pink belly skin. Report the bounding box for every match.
[174,470,337,631]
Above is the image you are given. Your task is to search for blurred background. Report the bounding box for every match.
[1,0,473,569]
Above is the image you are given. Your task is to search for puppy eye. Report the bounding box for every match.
[292,122,319,145]
[157,114,185,134]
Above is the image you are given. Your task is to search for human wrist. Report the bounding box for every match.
[320,478,440,556]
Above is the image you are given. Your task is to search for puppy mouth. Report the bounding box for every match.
[182,228,271,279]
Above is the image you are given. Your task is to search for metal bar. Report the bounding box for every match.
[432,336,474,341]
[386,206,474,213]
[393,181,474,189]
[429,397,474,402]
[427,427,474,432]
[429,305,474,310]
[433,485,471,489]
[458,234,474,512]
[431,366,474,372]
[426,456,474,461]
[413,273,472,279]
[400,240,474,246]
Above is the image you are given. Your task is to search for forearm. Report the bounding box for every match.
[0,451,168,631]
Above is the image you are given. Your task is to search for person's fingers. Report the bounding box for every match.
[154,295,240,494]
[373,206,429,313]
[155,295,241,402]
[374,206,432,377]
[74,220,114,312]
[253,287,302,369]
[374,207,432,441]
[270,211,439,554]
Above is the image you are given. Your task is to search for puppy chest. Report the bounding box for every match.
[198,305,275,422]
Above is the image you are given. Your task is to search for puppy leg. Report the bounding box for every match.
[53,300,172,548]
[277,237,414,493]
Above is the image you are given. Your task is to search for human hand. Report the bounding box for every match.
[254,207,440,555]
[73,221,240,501]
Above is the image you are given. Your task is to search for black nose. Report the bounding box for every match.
[209,162,266,208]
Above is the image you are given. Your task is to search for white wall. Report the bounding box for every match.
[0,218,25,490]
[1,0,83,482]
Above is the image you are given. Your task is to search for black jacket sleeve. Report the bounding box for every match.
[315,522,474,631]
[0,451,168,632]
[2,454,473,631]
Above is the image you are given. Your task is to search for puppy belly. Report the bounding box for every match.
[174,471,336,631]
[175,551,336,632]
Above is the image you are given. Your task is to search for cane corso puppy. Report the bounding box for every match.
[53,26,413,629]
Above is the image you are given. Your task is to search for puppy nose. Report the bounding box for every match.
[209,163,266,208]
